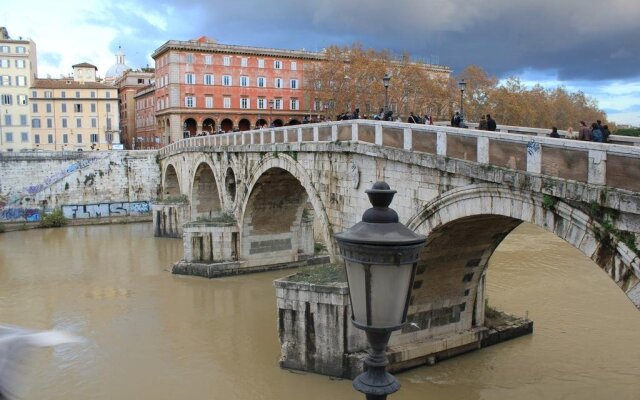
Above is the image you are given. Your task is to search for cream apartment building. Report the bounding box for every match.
[0,27,37,152]
[30,63,120,151]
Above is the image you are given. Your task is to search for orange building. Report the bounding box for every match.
[133,84,158,149]
[151,37,323,145]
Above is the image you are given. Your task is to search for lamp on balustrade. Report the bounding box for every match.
[383,74,391,115]
[458,79,466,119]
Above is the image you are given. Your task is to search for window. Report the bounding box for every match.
[75,91,80,98]
[204,55,212,65]
[77,134,83,144]
[34,134,40,144]
[290,98,299,110]
[62,118,68,128]
[61,91,66,98]
[0,94,11,105]
[274,60,282,69]
[62,134,68,144]
[240,76,249,87]
[223,56,230,66]
[106,132,113,143]
[258,98,266,109]
[90,133,98,143]
[257,76,266,87]
[0,59,8,68]
[106,104,111,112]
[223,97,231,109]
[20,115,27,125]
[74,104,82,112]
[291,61,297,71]
[91,118,97,128]
[46,118,53,128]
[241,57,248,67]
[0,75,11,86]
[106,92,111,99]
[240,97,249,109]
[314,100,322,111]
[16,46,26,54]
[106,118,112,130]
[258,59,265,68]
[90,103,96,113]
[76,118,82,128]
[32,103,38,112]
[204,74,214,85]
[222,75,232,86]
[21,132,28,142]
[185,96,195,108]
[186,53,193,64]
[32,118,41,128]
[46,103,52,113]
[4,114,11,125]
[90,91,96,98]
[0,46,9,53]
[274,99,282,110]
[185,73,195,84]
[275,78,283,88]
[5,132,13,143]
[290,79,298,89]
[61,103,66,113]
[47,134,53,144]
[205,96,213,108]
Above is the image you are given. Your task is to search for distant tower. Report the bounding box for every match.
[104,46,130,85]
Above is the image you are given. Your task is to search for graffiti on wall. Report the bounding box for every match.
[61,201,150,219]
[0,208,41,222]
[0,201,150,222]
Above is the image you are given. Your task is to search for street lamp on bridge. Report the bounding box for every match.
[458,79,466,121]
[383,74,391,116]
[335,181,427,400]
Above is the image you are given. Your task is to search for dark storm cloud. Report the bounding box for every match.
[117,0,640,81]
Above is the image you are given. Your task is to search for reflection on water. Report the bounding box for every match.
[0,223,639,399]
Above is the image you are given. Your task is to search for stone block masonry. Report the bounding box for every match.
[0,151,161,222]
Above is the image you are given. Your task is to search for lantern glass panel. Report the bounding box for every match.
[345,260,415,328]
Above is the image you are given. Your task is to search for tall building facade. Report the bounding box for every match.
[0,27,37,152]
[134,84,157,149]
[152,37,322,145]
[114,69,154,149]
[30,63,121,151]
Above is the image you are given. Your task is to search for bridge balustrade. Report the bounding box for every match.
[159,120,640,193]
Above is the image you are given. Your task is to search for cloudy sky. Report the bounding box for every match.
[2,0,639,125]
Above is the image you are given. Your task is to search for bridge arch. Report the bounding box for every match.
[406,183,640,310]
[162,163,181,199]
[190,160,223,220]
[239,154,334,266]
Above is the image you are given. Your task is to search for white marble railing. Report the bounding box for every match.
[159,120,640,193]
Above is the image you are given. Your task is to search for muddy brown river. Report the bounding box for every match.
[0,222,639,399]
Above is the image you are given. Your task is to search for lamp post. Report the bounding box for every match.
[458,79,466,120]
[323,103,329,121]
[335,181,427,400]
[383,74,391,116]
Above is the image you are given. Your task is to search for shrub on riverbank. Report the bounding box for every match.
[40,209,68,228]
[615,128,640,137]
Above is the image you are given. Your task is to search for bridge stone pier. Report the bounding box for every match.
[157,120,640,375]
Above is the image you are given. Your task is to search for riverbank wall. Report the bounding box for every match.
[0,150,160,223]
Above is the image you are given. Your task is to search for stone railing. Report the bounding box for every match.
[159,120,640,193]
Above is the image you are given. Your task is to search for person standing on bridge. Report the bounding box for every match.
[578,121,591,141]
[479,115,488,130]
[408,112,419,123]
[549,127,560,138]
[486,114,497,131]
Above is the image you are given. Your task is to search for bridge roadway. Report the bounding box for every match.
[156,120,640,321]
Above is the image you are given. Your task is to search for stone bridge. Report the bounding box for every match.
[157,119,640,306]
[156,119,640,375]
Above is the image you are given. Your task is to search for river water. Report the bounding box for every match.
[0,223,639,400]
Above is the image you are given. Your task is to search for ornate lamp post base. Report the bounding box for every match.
[352,330,399,400]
